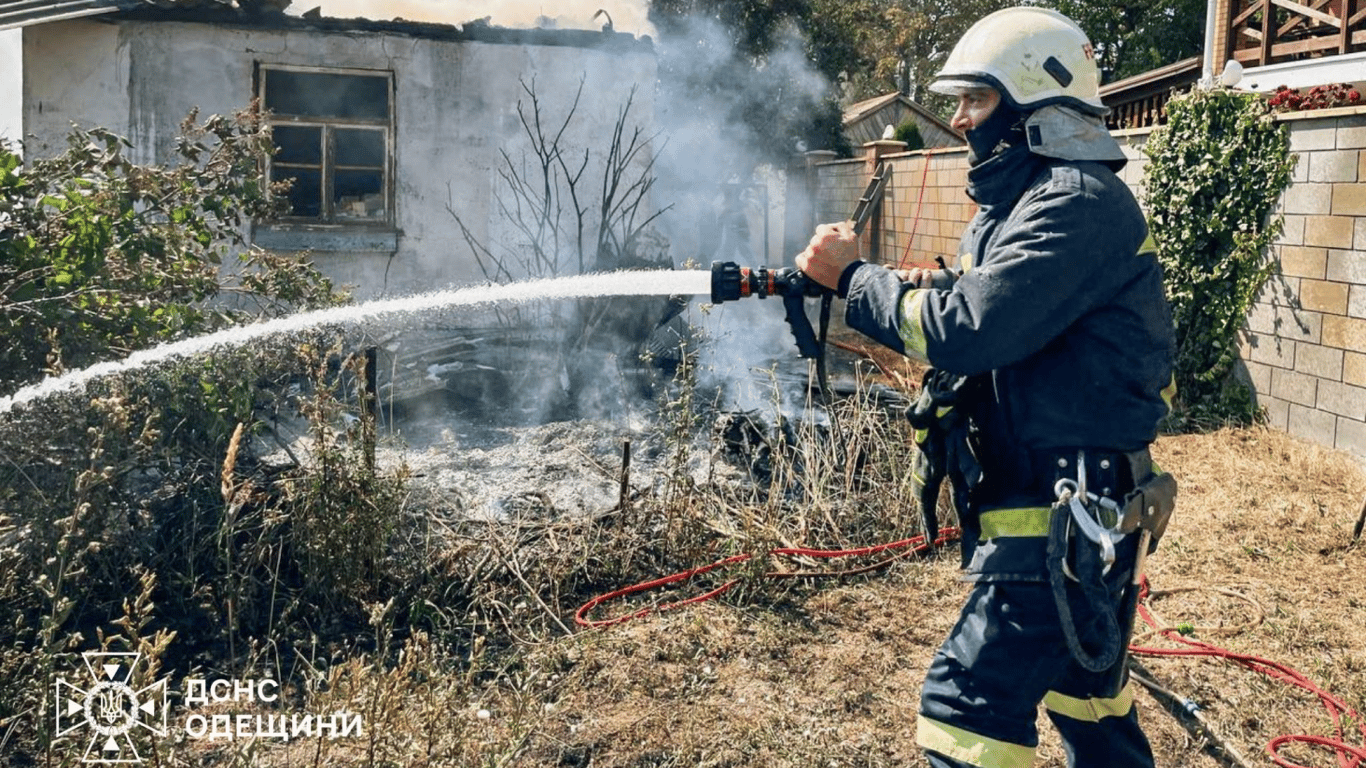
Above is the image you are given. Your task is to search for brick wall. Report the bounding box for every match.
[877,149,976,268]
[815,143,976,269]
[808,105,1366,460]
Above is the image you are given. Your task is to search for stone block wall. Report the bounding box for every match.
[876,148,975,269]
[810,105,1366,460]
[1240,108,1366,459]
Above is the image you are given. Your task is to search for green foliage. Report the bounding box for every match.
[894,120,925,150]
[646,0,1206,136]
[1142,88,1295,429]
[0,110,347,397]
[804,0,1020,115]
[1054,0,1206,82]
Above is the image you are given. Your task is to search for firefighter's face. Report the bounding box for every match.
[950,88,1001,132]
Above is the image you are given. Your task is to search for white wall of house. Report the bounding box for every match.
[21,18,658,299]
[0,29,21,144]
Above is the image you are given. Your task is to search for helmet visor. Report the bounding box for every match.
[929,76,996,97]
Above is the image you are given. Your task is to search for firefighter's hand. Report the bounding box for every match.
[795,220,859,290]
[891,266,933,287]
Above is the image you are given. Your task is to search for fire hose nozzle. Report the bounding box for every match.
[710,261,746,303]
[709,261,823,304]
[709,261,829,360]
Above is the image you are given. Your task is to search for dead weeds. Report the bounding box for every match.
[213,424,1364,768]
[140,334,1366,768]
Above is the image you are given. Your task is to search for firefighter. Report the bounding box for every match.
[796,7,1177,767]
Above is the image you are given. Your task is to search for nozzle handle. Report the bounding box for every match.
[781,272,823,360]
[709,261,824,359]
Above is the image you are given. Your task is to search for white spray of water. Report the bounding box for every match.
[0,270,712,415]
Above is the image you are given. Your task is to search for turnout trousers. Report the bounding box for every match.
[916,579,1156,768]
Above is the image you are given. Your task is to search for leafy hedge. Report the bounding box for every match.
[1142,88,1295,429]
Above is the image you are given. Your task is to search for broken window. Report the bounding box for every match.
[259,66,392,224]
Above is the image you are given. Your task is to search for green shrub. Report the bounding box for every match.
[894,120,925,151]
[1142,88,1295,430]
[0,110,346,397]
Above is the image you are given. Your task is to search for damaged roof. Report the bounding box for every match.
[0,0,651,51]
[0,0,133,30]
[0,0,287,30]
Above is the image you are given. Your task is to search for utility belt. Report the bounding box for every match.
[969,447,1175,562]
[979,446,1150,508]
[1040,447,1177,698]
[1027,447,1150,505]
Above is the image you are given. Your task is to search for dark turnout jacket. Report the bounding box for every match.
[844,143,1174,457]
[841,143,1176,578]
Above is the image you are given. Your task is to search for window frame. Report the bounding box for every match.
[256,63,396,228]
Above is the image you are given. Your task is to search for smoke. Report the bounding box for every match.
[293,0,656,36]
[318,1,841,430]
[645,14,836,420]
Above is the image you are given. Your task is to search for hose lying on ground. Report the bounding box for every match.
[573,528,961,629]
[577,534,1365,768]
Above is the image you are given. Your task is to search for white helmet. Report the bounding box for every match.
[930,7,1107,116]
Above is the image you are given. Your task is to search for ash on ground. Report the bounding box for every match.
[393,418,661,521]
[257,305,908,525]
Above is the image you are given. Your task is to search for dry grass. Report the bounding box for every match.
[185,343,1366,768]
[18,334,1365,768]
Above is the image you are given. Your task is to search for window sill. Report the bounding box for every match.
[253,225,399,253]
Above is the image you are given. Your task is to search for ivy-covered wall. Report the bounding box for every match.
[812,104,1366,459]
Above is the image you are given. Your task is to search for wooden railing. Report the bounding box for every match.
[1099,58,1201,130]
[1227,0,1365,66]
[1106,94,1174,130]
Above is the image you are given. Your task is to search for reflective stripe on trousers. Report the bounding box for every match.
[916,580,1155,768]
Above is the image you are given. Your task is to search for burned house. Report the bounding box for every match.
[2,1,689,419]
[3,0,659,297]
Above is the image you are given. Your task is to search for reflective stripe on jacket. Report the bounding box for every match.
[843,143,1175,579]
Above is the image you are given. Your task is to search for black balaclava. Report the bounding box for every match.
[965,95,1027,165]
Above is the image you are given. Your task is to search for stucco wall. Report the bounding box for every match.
[22,18,658,299]
[1,29,21,143]
[810,106,1366,460]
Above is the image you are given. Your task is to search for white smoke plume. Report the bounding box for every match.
[293,0,656,36]
[296,0,839,424]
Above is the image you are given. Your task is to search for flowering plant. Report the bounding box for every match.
[1266,83,1363,112]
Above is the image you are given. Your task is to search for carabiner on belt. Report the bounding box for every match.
[1053,451,1126,574]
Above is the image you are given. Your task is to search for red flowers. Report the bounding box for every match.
[1266,83,1363,112]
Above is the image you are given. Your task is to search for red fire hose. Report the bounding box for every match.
[573,527,962,629]
[1130,578,1366,768]
[575,536,1364,767]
